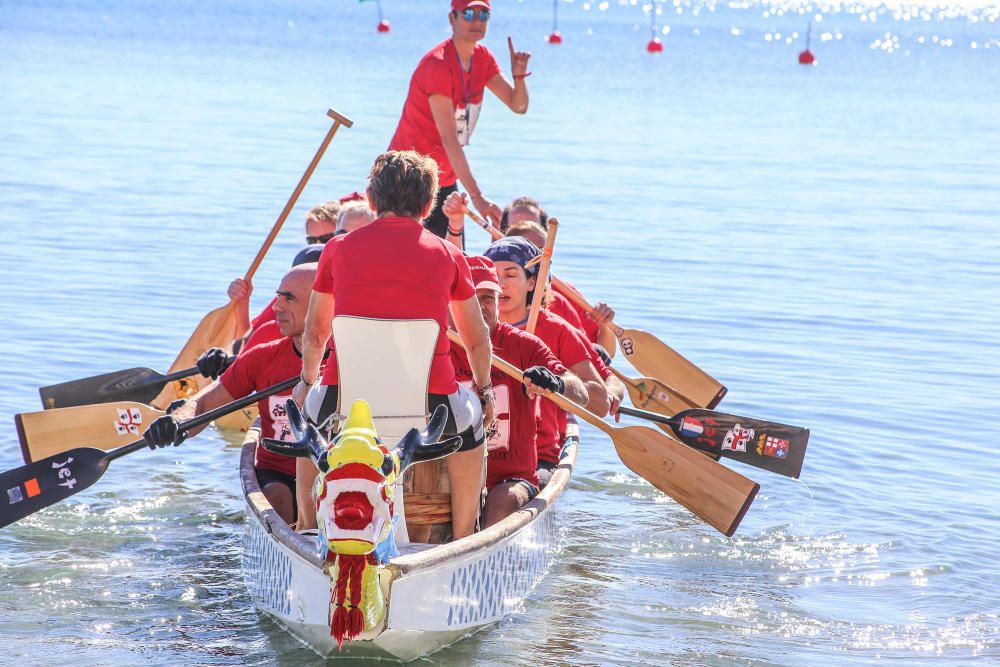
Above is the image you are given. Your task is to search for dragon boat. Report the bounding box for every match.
[240,316,578,661]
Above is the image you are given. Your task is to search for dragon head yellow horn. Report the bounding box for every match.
[343,399,376,436]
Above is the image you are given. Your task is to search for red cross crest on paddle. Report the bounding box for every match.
[115,408,143,436]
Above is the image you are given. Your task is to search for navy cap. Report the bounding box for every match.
[483,236,541,277]
[292,244,324,266]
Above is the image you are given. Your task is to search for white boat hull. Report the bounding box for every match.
[241,431,578,661]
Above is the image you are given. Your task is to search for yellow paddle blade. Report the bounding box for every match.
[613,326,727,408]
[150,302,244,410]
[15,402,165,463]
[611,424,758,536]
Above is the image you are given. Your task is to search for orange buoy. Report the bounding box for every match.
[647,37,664,53]
[377,19,390,33]
[547,31,563,44]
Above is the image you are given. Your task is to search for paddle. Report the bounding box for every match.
[609,365,699,415]
[615,404,808,479]
[150,108,353,413]
[0,377,298,529]
[462,209,727,409]
[447,330,758,536]
[526,218,559,334]
[38,357,233,411]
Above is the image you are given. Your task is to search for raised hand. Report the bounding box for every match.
[227,277,253,303]
[443,190,469,225]
[508,36,531,78]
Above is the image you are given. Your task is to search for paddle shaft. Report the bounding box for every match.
[244,108,353,281]
[526,218,559,334]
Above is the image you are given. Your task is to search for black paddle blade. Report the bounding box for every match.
[39,367,165,410]
[0,447,110,528]
[669,409,809,479]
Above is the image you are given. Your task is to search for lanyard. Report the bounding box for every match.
[452,40,474,124]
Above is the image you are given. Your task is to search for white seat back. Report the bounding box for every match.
[331,315,439,442]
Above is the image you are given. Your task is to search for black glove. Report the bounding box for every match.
[523,366,565,395]
[592,343,613,367]
[144,415,186,450]
[197,347,231,380]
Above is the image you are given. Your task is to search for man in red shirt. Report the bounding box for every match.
[389,0,532,240]
[143,264,320,525]
[452,256,587,527]
[297,150,494,540]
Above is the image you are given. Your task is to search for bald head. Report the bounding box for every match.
[273,263,317,338]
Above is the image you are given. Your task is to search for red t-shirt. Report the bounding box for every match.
[313,216,475,394]
[553,280,600,343]
[523,310,596,465]
[389,39,501,187]
[220,337,305,477]
[548,290,585,333]
[452,322,566,489]
[240,320,281,355]
[250,297,277,331]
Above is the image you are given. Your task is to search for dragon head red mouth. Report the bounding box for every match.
[333,491,374,531]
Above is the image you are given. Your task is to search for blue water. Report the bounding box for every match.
[1,0,999,664]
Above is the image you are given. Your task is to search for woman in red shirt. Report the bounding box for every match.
[296,150,494,540]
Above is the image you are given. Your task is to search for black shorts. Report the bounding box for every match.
[423,182,459,243]
[255,467,297,521]
[312,384,484,453]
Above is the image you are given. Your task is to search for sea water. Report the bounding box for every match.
[0,0,998,664]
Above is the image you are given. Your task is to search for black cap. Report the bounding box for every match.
[292,244,324,266]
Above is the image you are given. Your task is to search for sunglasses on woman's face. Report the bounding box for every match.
[306,232,337,245]
[460,8,491,22]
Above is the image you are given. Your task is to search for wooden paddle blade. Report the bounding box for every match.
[613,424,758,536]
[150,302,243,410]
[670,409,809,479]
[613,326,727,409]
[16,402,165,464]
[611,367,700,415]
[0,447,109,529]
[38,367,164,410]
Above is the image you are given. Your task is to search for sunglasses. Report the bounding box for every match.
[306,232,337,245]
[459,8,491,22]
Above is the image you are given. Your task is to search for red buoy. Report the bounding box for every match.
[547,31,563,44]
[646,37,664,53]
[377,19,390,33]
[798,49,815,65]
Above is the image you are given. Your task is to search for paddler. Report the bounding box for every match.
[296,150,495,540]
[388,0,532,240]
[451,256,588,526]
[480,237,612,486]
[143,264,322,525]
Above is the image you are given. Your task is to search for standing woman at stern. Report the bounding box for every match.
[389,0,532,243]
[295,150,495,541]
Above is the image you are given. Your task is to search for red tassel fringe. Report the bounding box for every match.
[329,553,376,649]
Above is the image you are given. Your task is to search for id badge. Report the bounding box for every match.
[454,103,482,147]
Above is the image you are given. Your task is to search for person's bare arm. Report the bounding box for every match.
[428,94,502,225]
[568,359,610,417]
[166,381,236,438]
[449,295,494,425]
[485,37,531,114]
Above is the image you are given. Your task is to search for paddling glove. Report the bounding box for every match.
[524,366,565,395]
[197,347,231,380]
[144,415,186,449]
[592,343,613,367]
